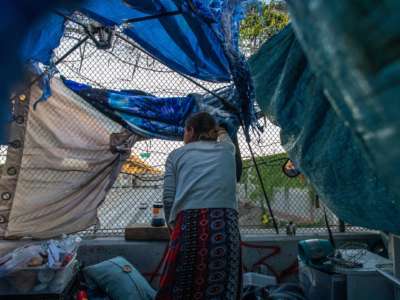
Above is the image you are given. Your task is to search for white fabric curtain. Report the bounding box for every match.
[1,78,138,239]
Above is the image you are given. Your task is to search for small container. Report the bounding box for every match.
[151,202,165,227]
[243,272,277,288]
[0,254,77,295]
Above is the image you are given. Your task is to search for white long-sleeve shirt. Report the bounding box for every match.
[163,134,237,225]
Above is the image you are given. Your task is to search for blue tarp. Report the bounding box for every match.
[17,0,255,136]
[0,1,82,144]
[249,0,400,234]
[19,0,231,81]
[80,0,232,82]
[0,1,255,143]
[63,78,240,140]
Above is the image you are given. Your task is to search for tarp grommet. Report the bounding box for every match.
[122,265,132,273]
[7,167,17,176]
[0,215,6,224]
[1,192,11,201]
[18,94,26,102]
[15,115,25,124]
[10,140,21,149]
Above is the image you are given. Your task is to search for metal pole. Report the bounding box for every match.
[390,235,400,300]
[10,35,89,101]
[324,207,336,249]
[338,219,345,233]
[246,139,279,234]
[124,10,182,24]
[54,35,89,65]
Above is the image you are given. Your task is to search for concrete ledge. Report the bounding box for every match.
[0,231,383,287]
[75,231,382,286]
[243,231,380,242]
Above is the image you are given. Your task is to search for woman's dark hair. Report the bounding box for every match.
[185,112,218,141]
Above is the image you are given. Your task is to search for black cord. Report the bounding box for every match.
[323,204,336,249]
[124,10,182,24]
[245,134,279,234]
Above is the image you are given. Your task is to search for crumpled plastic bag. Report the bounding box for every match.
[0,234,81,277]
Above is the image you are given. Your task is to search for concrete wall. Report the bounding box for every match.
[77,232,382,287]
[0,231,382,289]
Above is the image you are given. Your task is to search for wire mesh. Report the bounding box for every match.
[1,14,367,237]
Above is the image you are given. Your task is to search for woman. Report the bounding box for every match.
[156,112,242,300]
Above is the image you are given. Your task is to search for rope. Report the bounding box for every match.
[240,242,298,282]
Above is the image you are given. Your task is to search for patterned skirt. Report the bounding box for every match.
[156,208,242,300]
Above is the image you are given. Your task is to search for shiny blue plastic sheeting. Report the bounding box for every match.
[286,0,400,200]
[249,25,400,234]
[63,79,240,140]
[176,0,258,131]
[18,0,229,81]
[63,79,192,139]
[18,0,245,82]
[82,0,231,82]
[195,84,241,138]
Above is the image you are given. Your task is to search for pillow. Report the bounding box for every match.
[83,256,155,300]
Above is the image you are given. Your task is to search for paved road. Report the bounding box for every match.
[98,186,162,228]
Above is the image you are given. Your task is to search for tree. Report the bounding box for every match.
[240,0,289,55]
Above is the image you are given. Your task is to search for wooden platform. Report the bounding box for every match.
[125,223,170,241]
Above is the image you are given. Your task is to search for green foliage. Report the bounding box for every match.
[240,0,289,54]
[241,153,309,203]
[241,153,322,228]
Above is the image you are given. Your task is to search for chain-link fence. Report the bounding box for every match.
[1,15,366,237]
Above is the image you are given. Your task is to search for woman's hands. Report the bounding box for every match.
[216,126,227,136]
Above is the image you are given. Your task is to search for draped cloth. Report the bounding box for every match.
[0,78,138,239]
